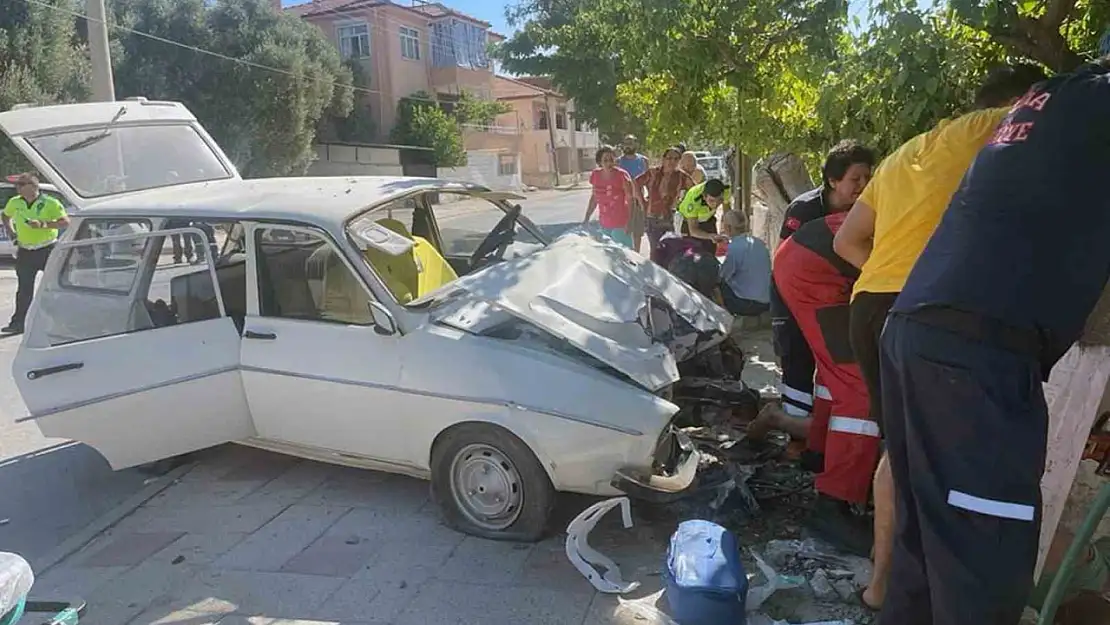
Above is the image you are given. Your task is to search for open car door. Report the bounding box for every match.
[12,228,254,469]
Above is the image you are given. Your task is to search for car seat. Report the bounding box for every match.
[360,218,458,301]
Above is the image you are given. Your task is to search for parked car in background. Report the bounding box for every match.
[697,156,729,185]
[0,99,733,542]
[0,178,69,259]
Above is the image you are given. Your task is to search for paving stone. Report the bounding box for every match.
[582,592,674,625]
[217,506,349,572]
[322,508,463,549]
[189,570,348,616]
[151,532,251,566]
[79,531,185,567]
[114,502,289,535]
[299,473,427,513]
[434,536,533,585]
[393,580,591,625]
[237,462,335,507]
[32,564,132,597]
[517,537,597,594]
[281,534,378,578]
[312,543,455,622]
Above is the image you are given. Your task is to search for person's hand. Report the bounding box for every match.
[26,219,43,229]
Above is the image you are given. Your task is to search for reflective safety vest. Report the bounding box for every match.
[678,183,730,223]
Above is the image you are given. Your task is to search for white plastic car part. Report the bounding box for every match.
[565,496,641,594]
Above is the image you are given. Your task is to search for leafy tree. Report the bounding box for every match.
[318,60,376,144]
[495,0,646,141]
[497,0,845,157]
[944,0,1107,71]
[454,92,512,128]
[390,92,465,167]
[0,0,90,174]
[110,0,354,176]
[815,5,1009,157]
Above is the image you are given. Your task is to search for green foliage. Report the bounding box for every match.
[109,0,353,176]
[938,0,1098,70]
[390,92,465,167]
[318,60,376,144]
[815,6,1008,157]
[454,91,511,128]
[0,0,90,174]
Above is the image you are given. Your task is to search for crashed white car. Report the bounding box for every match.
[1,100,732,540]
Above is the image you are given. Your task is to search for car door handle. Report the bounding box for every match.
[244,330,277,340]
[27,362,83,380]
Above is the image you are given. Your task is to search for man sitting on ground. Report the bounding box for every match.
[719,210,771,317]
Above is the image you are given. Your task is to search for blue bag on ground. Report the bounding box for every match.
[664,520,748,625]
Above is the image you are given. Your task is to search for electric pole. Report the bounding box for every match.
[87,0,115,102]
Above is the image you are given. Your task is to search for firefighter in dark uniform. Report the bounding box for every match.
[879,54,1110,625]
[770,141,875,436]
[774,212,878,556]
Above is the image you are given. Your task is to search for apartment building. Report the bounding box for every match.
[480,75,600,188]
[287,0,503,141]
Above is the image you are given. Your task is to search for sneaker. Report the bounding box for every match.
[805,493,874,558]
[2,324,24,335]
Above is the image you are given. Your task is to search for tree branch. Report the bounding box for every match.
[1042,0,1078,30]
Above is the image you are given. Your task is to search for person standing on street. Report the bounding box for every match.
[877,54,1110,625]
[584,146,636,248]
[635,146,694,262]
[619,135,649,253]
[770,141,874,432]
[2,173,68,335]
[831,63,1048,611]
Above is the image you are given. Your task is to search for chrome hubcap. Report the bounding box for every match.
[449,443,523,530]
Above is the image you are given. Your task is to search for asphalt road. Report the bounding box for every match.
[0,186,593,568]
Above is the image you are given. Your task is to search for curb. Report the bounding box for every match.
[34,461,197,574]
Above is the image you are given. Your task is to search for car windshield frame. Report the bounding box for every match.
[24,122,234,200]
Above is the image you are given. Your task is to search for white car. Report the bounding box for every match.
[0,100,732,540]
[0,181,69,259]
[697,156,728,185]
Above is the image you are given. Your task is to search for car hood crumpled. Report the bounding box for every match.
[431,232,733,391]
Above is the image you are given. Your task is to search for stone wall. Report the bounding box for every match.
[306,144,404,177]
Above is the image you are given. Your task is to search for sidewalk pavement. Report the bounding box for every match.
[33,444,676,625]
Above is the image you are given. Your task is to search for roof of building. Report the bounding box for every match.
[493,75,562,100]
[74,177,493,229]
[288,0,493,30]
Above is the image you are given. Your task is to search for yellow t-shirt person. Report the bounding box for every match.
[852,107,1008,298]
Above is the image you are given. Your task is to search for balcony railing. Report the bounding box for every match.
[460,123,522,135]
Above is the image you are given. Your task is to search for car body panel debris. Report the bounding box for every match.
[565,496,641,594]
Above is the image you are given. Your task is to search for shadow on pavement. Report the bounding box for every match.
[0,440,153,568]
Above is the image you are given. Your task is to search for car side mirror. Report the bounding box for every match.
[368,301,397,336]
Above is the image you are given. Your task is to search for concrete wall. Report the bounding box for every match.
[438,149,522,192]
[306,143,405,177]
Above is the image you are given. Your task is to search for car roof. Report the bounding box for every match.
[73,176,493,228]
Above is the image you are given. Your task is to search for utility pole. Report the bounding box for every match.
[544,94,560,187]
[87,0,115,102]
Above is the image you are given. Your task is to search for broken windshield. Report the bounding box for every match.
[26,124,232,199]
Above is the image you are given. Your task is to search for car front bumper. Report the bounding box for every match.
[610,429,700,503]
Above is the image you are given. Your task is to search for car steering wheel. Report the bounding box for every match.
[470,204,522,267]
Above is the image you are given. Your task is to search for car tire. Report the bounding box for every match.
[430,423,554,542]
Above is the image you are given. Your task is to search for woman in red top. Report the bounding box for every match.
[583,146,635,248]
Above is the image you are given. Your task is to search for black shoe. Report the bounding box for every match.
[2,324,24,335]
[805,493,874,558]
[800,450,825,473]
[173,256,183,264]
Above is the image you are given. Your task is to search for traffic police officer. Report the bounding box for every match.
[2,173,68,334]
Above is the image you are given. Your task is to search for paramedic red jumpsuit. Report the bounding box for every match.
[773,212,880,504]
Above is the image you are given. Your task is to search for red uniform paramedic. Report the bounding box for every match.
[774,213,879,517]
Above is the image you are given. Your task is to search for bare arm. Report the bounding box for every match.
[685,217,726,242]
[833,199,876,269]
[583,191,598,224]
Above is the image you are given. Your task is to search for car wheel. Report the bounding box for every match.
[431,423,554,542]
